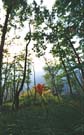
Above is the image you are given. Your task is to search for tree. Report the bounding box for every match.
[44,57,59,95]
[53,0,84,90]
[43,58,63,95]
[0,0,28,106]
[13,21,31,110]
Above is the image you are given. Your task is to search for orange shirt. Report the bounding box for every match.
[35,84,45,95]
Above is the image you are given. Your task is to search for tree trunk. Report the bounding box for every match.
[13,22,31,109]
[15,93,19,110]
[0,6,11,106]
[56,39,73,95]
[12,91,19,110]
[66,36,84,90]
[61,59,73,95]
[33,64,37,101]
[67,57,83,92]
[73,70,83,91]
[44,57,59,96]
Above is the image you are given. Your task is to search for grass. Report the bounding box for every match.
[0,92,84,135]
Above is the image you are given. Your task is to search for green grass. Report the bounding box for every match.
[0,94,84,135]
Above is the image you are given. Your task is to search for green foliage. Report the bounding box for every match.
[2,0,27,10]
[54,0,84,51]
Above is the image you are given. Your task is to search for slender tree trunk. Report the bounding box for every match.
[13,22,31,110]
[12,91,19,110]
[66,36,84,90]
[27,61,30,91]
[73,70,83,90]
[57,39,73,95]
[33,64,37,101]
[2,60,8,102]
[67,59,83,90]
[61,58,73,95]
[13,56,16,103]
[67,57,83,91]
[0,6,11,106]
[13,43,28,110]
[44,57,59,96]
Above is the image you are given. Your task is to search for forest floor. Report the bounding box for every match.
[0,93,84,135]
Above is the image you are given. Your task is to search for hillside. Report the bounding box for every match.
[0,94,84,135]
